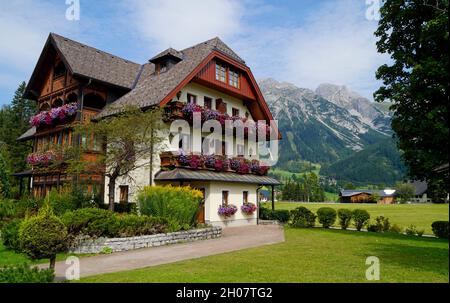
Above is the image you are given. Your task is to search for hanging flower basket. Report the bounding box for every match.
[218,204,238,218]
[241,203,257,215]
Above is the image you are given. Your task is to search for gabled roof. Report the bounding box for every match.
[340,189,396,198]
[149,47,184,63]
[96,37,250,119]
[24,33,141,98]
[409,180,428,196]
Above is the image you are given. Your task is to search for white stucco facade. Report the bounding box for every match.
[103,82,265,227]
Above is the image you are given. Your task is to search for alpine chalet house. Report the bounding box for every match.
[16,33,281,227]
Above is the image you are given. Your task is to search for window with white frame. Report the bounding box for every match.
[215,63,226,83]
[229,69,240,88]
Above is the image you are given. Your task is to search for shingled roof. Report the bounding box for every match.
[50,33,141,89]
[24,33,142,98]
[149,47,184,63]
[96,37,247,119]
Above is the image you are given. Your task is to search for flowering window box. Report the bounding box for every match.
[218,204,238,218]
[26,150,63,166]
[159,153,270,176]
[30,103,78,128]
[241,202,257,215]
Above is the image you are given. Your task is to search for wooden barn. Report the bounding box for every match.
[339,189,396,204]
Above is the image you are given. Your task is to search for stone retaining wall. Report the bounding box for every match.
[69,226,222,254]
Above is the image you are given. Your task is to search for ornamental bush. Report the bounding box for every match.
[62,208,118,238]
[317,207,337,228]
[290,206,316,228]
[431,221,449,238]
[352,209,370,231]
[19,204,68,269]
[1,219,23,252]
[337,209,352,230]
[138,185,203,228]
[259,207,290,223]
[116,214,168,237]
[0,264,54,283]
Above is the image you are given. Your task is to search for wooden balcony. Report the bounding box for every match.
[159,151,269,176]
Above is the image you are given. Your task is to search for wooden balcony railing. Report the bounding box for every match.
[160,151,269,176]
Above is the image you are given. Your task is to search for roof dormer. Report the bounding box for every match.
[149,48,183,74]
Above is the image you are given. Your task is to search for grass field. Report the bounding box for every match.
[78,228,449,283]
[0,242,91,267]
[261,202,449,234]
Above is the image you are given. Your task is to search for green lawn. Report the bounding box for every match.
[262,202,449,234]
[78,228,449,283]
[0,242,91,267]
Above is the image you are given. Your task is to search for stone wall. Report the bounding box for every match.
[69,226,222,254]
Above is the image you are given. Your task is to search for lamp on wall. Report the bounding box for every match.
[176,91,182,101]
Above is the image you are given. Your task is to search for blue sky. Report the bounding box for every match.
[0,0,388,106]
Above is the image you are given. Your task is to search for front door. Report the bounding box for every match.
[196,188,205,224]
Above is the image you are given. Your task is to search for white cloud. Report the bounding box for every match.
[126,0,245,50]
[282,1,387,99]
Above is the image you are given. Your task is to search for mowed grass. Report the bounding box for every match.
[0,242,92,267]
[261,202,449,234]
[78,228,449,283]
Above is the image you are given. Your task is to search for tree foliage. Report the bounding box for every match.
[70,105,165,210]
[281,172,325,202]
[0,82,37,197]
[374,0,449,191]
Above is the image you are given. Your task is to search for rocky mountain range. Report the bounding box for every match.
[258,78,405,185]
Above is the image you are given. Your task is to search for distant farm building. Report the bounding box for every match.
[339,189,396,204]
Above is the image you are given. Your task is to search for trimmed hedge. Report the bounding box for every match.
[290,206,316,228]
[337,209,352,230]
[19,205,68,267]
[61,208,169,238]
[431,221,449,238]
[317,207,337,228]
[0,264,54,283]
[352,209,370,231]
[259,207,290,223]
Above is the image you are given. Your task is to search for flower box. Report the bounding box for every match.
[218,204,238,218]
[241,202,257,215]
[26,150,63,166]
[30,103,78,128]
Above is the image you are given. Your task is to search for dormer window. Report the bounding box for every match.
[215,63,226,83]
[53,61,66,79]
[229,69,240,88]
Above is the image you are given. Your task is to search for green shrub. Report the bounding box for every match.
[259,207,290,223]
[19,204,68,269]
[405,225,418,236]
[0,199,16,221]
[138,185,202,228]
[14,196,43,218]
[316,207,337,228]
[0,264,54,283]
[368,216,391,232]
[1,219,23,251]
[389,224,402,233]
[62,208,118,238]
[290,206,316,228]
[116,214,168,236]
[337,209,352,230]
[98,202,138,214]
[431,221,449,238]
[352,209,370,231]
[62,208,170,238]
[416,229,425,237]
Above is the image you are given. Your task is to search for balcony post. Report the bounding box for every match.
[271,185,275,211]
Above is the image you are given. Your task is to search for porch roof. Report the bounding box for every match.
[154,168,281,186]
